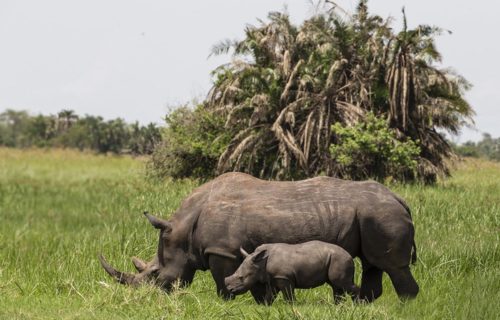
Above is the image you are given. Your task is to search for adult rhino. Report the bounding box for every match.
[100,172,418,302]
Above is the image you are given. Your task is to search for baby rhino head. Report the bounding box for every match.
[224,248,268,295]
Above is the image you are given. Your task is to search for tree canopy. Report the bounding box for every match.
[195,1,473,182]
[0,109,161,155]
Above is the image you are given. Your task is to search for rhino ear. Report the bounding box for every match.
[144,212,171,231]
[240,247,250,258]
[252,249,268,264]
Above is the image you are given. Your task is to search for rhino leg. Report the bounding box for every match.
[359,265,383,302]
[208,254,239,300]
[275,279,295,303]
[359,206,416,301]
[386,266,419,300]
[250,283,268,304]
[332,283,360,303]
[332,287,346,303]
[328,255,360,303]
[263,285,279,306]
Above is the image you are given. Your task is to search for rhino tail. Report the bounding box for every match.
[393,194,412,218]
[397,196,417,265]
[393,194,417,265]
[411,240,417,265]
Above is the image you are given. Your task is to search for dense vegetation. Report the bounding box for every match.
[0,148,498,319]
[152,1,473,183]
[0,109,161,154]
[453,133,500,161]
[149,105,230,179]
[329,112,420,181]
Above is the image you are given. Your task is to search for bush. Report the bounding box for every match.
[148,105,230,180]
[329,113,420,182]
[453,141,480,158]
[453,134,500,162]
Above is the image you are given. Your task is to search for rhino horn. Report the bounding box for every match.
[143,211,171,230]
[131,256,147,272]
[240,247,250,258]
[99,254,136,285]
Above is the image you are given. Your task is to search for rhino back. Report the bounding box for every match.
[262,241,347,288]
[175,173,411,262]
[193,173,368,257]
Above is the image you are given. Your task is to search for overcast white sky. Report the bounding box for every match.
[0,0,498,142]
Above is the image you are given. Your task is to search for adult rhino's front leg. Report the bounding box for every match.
[208,254,240,300]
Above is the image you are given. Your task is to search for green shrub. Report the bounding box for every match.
[148,105,230,180]
[330,113,420,181]
[453,133,500,162]
[453,141,480,158]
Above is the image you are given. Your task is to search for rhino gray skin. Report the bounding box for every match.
[100,172,418,302]
[224,242,360,305]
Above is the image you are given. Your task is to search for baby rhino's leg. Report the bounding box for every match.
[250,283,268,304]
[274,278,296,302]
[262,285,279,306]
[328,253,360,303]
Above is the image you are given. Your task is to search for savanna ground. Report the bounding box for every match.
[0,148,498,319]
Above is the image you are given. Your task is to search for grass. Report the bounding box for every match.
[0,148,499,319]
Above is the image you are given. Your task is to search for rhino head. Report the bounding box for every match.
[99,212,196,291]
[224,248,268,295]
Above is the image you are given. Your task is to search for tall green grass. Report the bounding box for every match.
[0,148,498,319]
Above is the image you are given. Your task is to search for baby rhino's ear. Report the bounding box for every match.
[252,249,268,265]
[240,247,250,258]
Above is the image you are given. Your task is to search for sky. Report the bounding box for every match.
[0,0,498,142]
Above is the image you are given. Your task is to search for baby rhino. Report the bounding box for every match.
[224,241,359,305]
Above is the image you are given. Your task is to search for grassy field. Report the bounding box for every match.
[0,148,498,319]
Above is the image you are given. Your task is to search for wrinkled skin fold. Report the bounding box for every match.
[99,172,419,302]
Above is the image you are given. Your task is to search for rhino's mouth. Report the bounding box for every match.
[227,285,247,295]
[225,280,248,295]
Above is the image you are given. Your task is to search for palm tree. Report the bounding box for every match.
[208,11,367,178]
[384,9,474,181]
[57,109,78,133]
[208,12,306,178]
[204,1,473,182]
